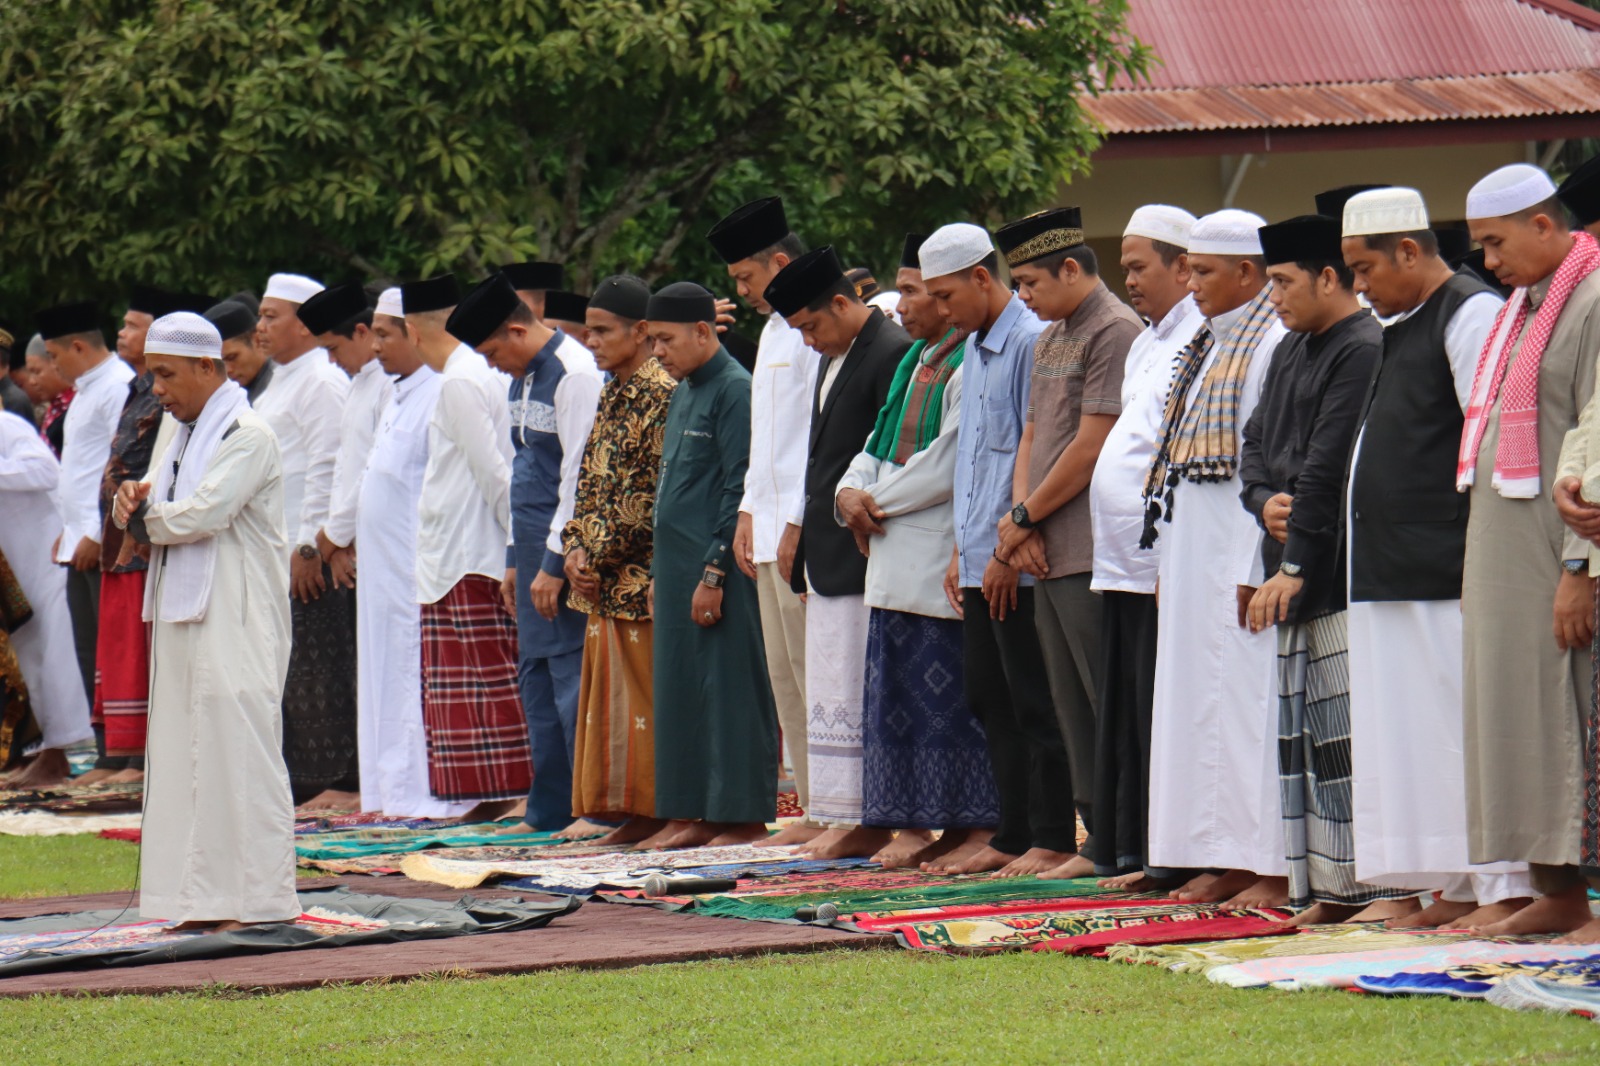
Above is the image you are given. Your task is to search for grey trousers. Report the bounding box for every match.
[1034,573,1099,833]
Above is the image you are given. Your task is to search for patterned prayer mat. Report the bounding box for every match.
[1032,913,1298,956]
[402,843,823,891]
[296,824,561,862]
[0,782,143,814]
[0,812,142,837]
[0,887,578,978]
[1487,973,1600,1020]
[1350,948,1600,999]
[1106,923,1478,976]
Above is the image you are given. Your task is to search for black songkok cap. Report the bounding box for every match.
[544,290,590,324]
[1558,153,1600,227]
[296,281,368,335]
[500,261,565,293]
[1434,227,1473,264]
[204,300,257,341]
[588,275,652,321]
[900,233,928,270]
[763,246,848,318]
[401,274,460,316]
[1313,184,1388,221]
[126,284,175,316]
[646,282,717,324]
[35,301,101,341]
[445,274,520,348]
[996,207,1085,268]
[1259,214,1344,266]
[707,197,791,264]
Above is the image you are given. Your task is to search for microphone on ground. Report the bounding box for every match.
[794,902,841,923]
[641,875,739,897]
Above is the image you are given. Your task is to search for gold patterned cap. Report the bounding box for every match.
[996,208,1085,268]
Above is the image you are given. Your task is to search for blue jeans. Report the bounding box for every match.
[517,647,584,829]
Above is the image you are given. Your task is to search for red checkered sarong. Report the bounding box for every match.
[92,570,149,756]
[421,574,533,802]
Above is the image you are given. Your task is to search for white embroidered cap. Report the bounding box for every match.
[1343,187,1430,236]
[1124,204,1197,249]
[145,311,222,360]
[263,273,325,304]
[375,287,404,318]
[1187,209,1267,255]
[1466,164,1558,220]
[919,223,996,279]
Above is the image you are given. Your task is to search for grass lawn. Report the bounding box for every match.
[2,837,1598,1064]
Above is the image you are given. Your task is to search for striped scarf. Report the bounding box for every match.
[1140,285,1279,547]
[1456,231,1600,498]
[864,328,966,462]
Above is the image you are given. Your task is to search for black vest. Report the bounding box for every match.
[1348,271,1494,601]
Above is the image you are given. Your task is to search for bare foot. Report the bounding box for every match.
[1554,915,1600,945]
[1471,886,1590,936]
[1278,901,1360,927]
[8,749,74,789]
[72,767,119,786]
[871,829,937,869]
[656,822,722,849]
[634,820,697,850]
[595,817,667,847]
[295,788,362,814]
[796,828,846,857]
[919,842,1014,875]
[554,818,610,841]
[1037,853,1097,880]
[453,799,519,824]
[761,822,825,847]
[1386,894,1474,929]
[704,822,772,846]
[920,836,986,874]
[1176,870,1256,903]
[994,848,1077,878]
[804,826,894,860]
[1449,897,1532,931]
[1344,898,1420,924]
[170,919,225,932]
[492,821,539,836]
[1221,875,1289,911]
[103,768,145,784]
[1099,871,1184,893]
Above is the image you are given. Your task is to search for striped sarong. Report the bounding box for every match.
[421,575,532,802]
[571,615,655,819]
[1278,611,1409,908]
[92,569,149,756]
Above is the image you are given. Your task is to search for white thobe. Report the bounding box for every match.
[323,359,394,549]
[416,345,513,605]
[354,368,471,818]
[1147,302,1288,875]
[739,315,819,561]
[137,409,298,922]
[0,412,92,749]
[54,354,134,560]
[252,347,348,553]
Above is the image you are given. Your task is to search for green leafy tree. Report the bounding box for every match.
[0,0,1145,317]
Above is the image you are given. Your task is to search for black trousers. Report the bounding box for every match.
[282,569,359,801]
[64,568,99,706]
[1090,591,1163,878]
[962,585,1077,855]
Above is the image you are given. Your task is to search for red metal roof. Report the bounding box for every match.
[1089,0,1600,137]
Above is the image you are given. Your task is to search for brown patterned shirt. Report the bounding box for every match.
[562,358,677,619]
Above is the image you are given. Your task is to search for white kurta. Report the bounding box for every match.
[137,409,298,922]
[54,353,134,560]
[0,412,92,749]
[354,368,470,818]
[1147,304,1287,875]
[323,359,394,549]
[252,347,347,552]
[739,315,819,561]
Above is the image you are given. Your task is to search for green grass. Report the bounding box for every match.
[2,837,1597,1064]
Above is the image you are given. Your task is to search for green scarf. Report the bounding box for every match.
[864,328,964,461]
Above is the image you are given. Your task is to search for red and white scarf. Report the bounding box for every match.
[1457,231,1600,498]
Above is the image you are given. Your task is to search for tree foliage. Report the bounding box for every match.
[0,0,1145,315]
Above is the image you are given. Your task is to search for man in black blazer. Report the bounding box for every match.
[762,245,910,860]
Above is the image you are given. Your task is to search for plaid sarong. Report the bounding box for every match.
[421,575,533,802]
[92,570,148,756]
[1277,611,1410,908]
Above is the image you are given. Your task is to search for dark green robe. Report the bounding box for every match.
[651,349,778,823]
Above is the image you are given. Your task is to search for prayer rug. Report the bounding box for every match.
[295,824,560,861]
[1205,934,1567,990]
[0,887,577,978]
[776,790,804,820]
[1487,974,1600,1020]
[402,843,814,891]
[0,812,141,837]
[300,855,409,876]
[1351,949,1600,999]
[663,873,1128,922]
[1107,924,1476,976]
[1031,913,1297,956]
[0,782,142,814]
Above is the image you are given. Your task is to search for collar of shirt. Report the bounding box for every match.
[977,294,1028,360]
[1527,272,1554,310]
[1152,294,1200,340]
[354,359,386,384]
[444,344,476,375]
[75,353,125,391]
[689,349,726,387]
[1062,281,1111,329]
[1207,295,1253,337]
[1305,308,1373,358]
[520,330,566,385]
[394,363,437,401]
[271,347,327,384]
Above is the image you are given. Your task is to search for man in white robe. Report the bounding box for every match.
[115,312,297,928]
[0,412,94,777]
[1144,210,1289,909]
[354,290,469,818]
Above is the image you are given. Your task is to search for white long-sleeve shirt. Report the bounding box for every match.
[54,353,134,560]
[252,347,348,552]
[416,344,514,604]
[322,359,394,549]
[738,313,819,561]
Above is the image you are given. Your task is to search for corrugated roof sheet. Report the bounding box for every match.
[1112,0,1600,90]
[1087,70,1600,133]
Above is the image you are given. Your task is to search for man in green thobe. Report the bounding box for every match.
[639,282,779,850]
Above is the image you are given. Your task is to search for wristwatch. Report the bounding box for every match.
[700,568,725,589]
[1011,502,1034,529]
[1279,561,1303,577]
[1563,558,1587,575]
[298,544,318,561]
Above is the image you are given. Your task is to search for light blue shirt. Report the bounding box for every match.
[953,294,1045,588]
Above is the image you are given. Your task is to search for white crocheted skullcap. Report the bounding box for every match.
[1124,205,1197,249]
[919,223,996,278]
[145,312,222,360]
[263,273,325,304]
[1187,209,1267,256]
[1343,187,1430,236]
[375,287,404,318]
[1466,164,1558,220]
